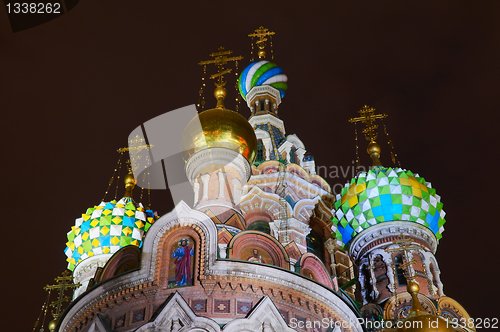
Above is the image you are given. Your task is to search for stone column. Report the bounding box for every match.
[200,174,210,200]
[218,171,226,198]
[193,181,200,205]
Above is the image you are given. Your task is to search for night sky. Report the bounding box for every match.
[2,1,499,331]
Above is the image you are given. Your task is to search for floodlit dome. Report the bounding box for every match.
[331,166,445,247]
[238,60,288,100]
[181,106,257,164]
[64,197,157,271]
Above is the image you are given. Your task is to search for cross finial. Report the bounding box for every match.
[385,235,425,281]
[349,105,388,166]
[198,47,243,108]
[248,26,275,59]
[348,105,388,143]
[43,271,81,320]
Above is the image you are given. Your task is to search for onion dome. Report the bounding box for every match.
[331,166,446,248]
[238,61,288,100]
[181,88,257,164]
[64,197,158,271]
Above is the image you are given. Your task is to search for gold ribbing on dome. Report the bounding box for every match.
[198,47,243,109]
[248,26,275,60]
[349,105,388,166]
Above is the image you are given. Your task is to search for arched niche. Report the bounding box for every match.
[298,253,333,289]
[156,227,201,289]
[228,231,289,269]
[98,245,141,283]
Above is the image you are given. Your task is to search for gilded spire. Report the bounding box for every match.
[248,26,275,59]
[349,105,388,166]
[198,47,243,109]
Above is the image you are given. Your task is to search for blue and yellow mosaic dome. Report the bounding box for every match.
[331,167,446,248]
[238,60,288,100]
[64,197,157,271]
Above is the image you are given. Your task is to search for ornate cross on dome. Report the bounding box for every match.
[198,47,243,87]
[385,235,425,281]
[348,105,388,143]
[248,26,275,59]
[43,270,81,320]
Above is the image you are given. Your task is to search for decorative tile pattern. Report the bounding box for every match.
[331,167,446,248]
[132,308,145,323]
[64,197,158,270]
[213,299,230,314]
[114,314,126,329]
[192,299,207,313]
[236,300,253,315]
[238,61,288,100]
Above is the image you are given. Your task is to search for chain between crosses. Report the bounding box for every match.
[43,270,81,320]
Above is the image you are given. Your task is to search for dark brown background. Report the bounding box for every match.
[1,1,498,331]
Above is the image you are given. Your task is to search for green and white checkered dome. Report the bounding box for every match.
[331,166,446,248]
[64,197,158,271]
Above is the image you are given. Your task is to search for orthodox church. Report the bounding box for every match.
[40,27,473,332]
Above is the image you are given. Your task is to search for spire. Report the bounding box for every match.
[198,47,243,109]
[248,26,275,60]
[349,105,388,166]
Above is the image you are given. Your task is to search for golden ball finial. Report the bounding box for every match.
[367,141,381,156]
[407,280,420,294]
[367,141,382,166]
[48,319,57,332]
[214,85,227,101]
[123,172,136,197]
[258,48,266,59]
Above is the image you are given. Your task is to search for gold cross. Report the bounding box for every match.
[198,47,243,86]
[348,105,388,143]
[43,271,81,320]
[248,26,275,49]
[385,235,425,281]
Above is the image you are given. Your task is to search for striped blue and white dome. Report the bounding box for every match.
[238,61,288,100]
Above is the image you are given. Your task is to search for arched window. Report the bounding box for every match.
[246,220,271,234]
[429,263,438,287]
[306,229,324,262]
[394,255,407,286]
[289,148,296,164]
[256,139,264,163]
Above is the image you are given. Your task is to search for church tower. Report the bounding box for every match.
[331,105,473,330]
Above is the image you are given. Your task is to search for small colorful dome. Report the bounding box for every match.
[238,61,288,100]
[331,167,446,248]
[64,197,157,271]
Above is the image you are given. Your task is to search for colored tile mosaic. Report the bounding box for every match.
[64,197,158,271]
[192,299,207,312]
[132,308,145,323]
[236,301,253,315]
[114,314,126,329]
[331,167,446,248]
[213,299,230,314]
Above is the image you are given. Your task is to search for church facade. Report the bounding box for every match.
[53,28,472,332]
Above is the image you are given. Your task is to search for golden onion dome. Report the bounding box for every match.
[395,281,454,332]
[181,107,257,164]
